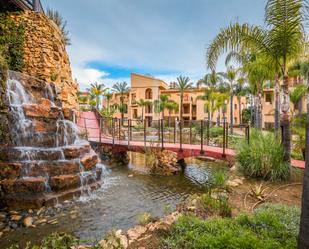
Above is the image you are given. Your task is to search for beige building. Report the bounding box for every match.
[104,73,246,126]
[261,76,307,129]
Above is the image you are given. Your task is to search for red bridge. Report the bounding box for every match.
[77,111,305,169]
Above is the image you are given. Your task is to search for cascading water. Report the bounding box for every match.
[0,71,102,209]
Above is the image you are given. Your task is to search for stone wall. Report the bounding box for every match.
[8,11,79,113]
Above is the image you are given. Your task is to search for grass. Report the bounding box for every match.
[236,129,290,181]
[160,204,300,249]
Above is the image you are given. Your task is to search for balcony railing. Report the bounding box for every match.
[11,0,44,12]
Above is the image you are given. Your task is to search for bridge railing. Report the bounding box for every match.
[77,113,251,157]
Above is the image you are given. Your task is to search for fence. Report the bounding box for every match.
[77,110,251,156]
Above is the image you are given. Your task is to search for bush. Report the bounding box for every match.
[200,194,231,217]
[0,13,25,71]
[236,129,290,181]
[161,204,300,249]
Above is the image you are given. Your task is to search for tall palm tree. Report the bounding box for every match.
[104,92,113,112]
[136,99,152,120]
[112,81,130,124]
[298,61,309,249]
[153,94,172,120]
[234,78,247,125]
[218,66,240,134]
[175,76,193,150]
[165,101,179,127]
[206,0,306,162]
[87,83,106,109]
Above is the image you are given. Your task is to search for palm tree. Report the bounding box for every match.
[175,76,193,150]
[298,57,309,248]
[218,66,240,134]
[165,101,179,127]
[225,51,276,129]
[153,94,171,120]
[87,83,105,109]
[234,78,247,125]
[77,92,89,106]
[136,99,152,120]
[104,92,113,112]
[206,0,306,162]
[112,81,130,124]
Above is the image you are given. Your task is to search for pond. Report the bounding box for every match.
[0,152,227,248]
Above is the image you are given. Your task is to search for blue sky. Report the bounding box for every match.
[41,0,265,90]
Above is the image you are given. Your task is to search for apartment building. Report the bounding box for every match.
[261,76,307,129]
[103,73,246,126]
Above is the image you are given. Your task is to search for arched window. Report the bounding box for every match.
[145,88,153,99]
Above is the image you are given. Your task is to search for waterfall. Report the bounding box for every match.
[1,71,102,209]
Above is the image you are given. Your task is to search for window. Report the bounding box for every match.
[133,109,138,119]
[145,88,152,99]
[183,104,190,114]
[234,104,237,110]
[265,93,272,104]
[131,93,136,104]
[145,104,152,114]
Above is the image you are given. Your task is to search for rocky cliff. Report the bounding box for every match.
[8,11,79,114]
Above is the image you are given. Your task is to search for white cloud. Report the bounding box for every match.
[73,66,109,90]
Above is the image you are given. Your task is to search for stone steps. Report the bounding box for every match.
[21,160,81,177]
[0,177,47,194]
[2,182,102,210]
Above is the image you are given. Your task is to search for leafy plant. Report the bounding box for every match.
[0,13,25,71]
[161,204,300,249]
[236,129,290,181]
[46,9,71,46]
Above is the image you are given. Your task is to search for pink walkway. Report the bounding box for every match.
[77,111,305,169]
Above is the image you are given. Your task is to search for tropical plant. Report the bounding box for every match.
[218,66,244,133]
[103,92,113,112]
[161,204,300,249]
[165,101,179,127]
[236,129,290,181]
[206,0,307,162]
[46,9,71,46]
[77,92,88,105]
[87,82,106,109]
[136,98,152,120]
[290,83,306,116]
[112,81,130,124]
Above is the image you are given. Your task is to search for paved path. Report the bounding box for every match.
[77,111,305,169]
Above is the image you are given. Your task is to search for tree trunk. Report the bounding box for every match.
[258,92,262,129]
[121,98,124,125]
[141,107,144,121]
[168,111,171,127]
[275,74,280,136]
[281,75,291,163]
[217,108,221,126]
[180,94,183,150]
[230,92,233,134]
[254,95,259,129]
[238,96,242,125]
[298,71,309,249]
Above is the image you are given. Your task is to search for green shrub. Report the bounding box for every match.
[0,13,25,71]
[209,126,224,137]
[236,129,290,181]
[8,233,78,249]
[161,204,299,249]
[200,194,231,217]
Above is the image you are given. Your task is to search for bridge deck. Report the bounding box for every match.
[77,111,305,169]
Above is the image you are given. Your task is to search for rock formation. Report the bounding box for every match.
[0,70,101,210]
[8,11,79,114]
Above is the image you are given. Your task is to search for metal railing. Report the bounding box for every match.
[77,111,251,158]
[11,0,44,12]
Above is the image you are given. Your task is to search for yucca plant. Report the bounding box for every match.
[236,129,290,181]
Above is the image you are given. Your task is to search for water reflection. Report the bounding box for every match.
[0,152,227,248]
